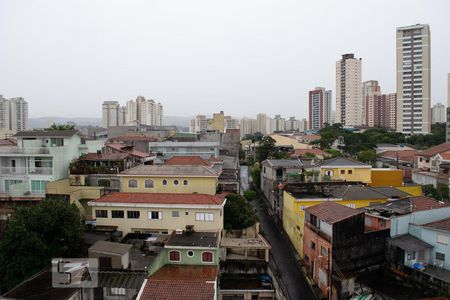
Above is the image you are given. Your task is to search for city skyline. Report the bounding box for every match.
[1,0,449,120]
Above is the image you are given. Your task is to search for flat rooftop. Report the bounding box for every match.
[166,231,219,248]
[221,236,270,249]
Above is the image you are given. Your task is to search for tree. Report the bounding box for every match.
[0,200,83,292]
[244,189,257,201]
[251,163,261,188]
[357,149,376,163]
[256,136,277,162]
[45,123,76,131]
[224,194,258,230]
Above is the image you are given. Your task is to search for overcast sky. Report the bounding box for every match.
[1,0,449,120]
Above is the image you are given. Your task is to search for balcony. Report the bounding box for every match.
[305,222,331,243]
[0,167,53,175]
[0,147,51,155]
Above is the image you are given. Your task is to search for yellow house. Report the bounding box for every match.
[88,192,225,234]
[118,165,219,195]
[316,157,372,183]
[282,184,411,257]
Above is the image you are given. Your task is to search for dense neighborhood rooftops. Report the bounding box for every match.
[422,217,450,232]
[105,143,151,158]
[108,135,159,142]
[166,231,219,248]
[14,129,81,138]
[389,234,433,252]
[328,186,410,200]
[149,141,220,147]
[293,148,330,158]
[89,240,133,255]
[316,157,371,168]
[361,196,449,217]
[262,159,303,168]
[377,150,418,163]
[119,164,219,177]
[91,192,226,206]
[305,202,362,224]
[164,156,215,167]
[139,265,218,300]
[418,142,450,157]
[97,270,147,289]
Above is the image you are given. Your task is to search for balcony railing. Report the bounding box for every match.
[0,167,53,175]
[0,147,51,155]
[305,221,331,243]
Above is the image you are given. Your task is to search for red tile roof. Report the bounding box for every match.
[439,151,450,160]
[139,265,218,300]
[378,150,418,163]
[305,202,363,224]
[410,196,449,212]
[164,156,213,167]
[422,217,450,232]
[293,148,329,157]
[108,135,160,142]
[0,138,17,146]
[82,152,129,161]
[92,192,225,205]
[105,143,150,158]
[419,143,450,157]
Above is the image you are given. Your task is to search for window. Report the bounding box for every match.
[311,241,316,250]
[98,179,110,187]
[31,180,49,194]
[174,179,179,185]
[202,251,213,262]
[96,210,108,218]
[127,211,140,219]
[169,251,180,262]
[183,180,188,186]
[321,246,328,257]
[111,288,126,295]
[345,203,356,209]
[196,212,214,221]
[340,170,345,175]
[347,170,353,174]
[128,179,138,188]
[437,234,448,245]
[187,250,194,257]
[172,211,179,217]
[185,211,189,215]
[304,254,309,263]
[436,252,445,261]
[112,210,124,218]
[4,179,23,193]
[162,179,168,186]
[148,211,163,220]
[144,179,154,188]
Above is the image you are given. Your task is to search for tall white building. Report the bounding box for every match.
[224,116,239,130]
[0,96,10,131]
[396,24,431,134]
[240,117,257,137]
[126,100,138,124]
[9,97,28,133]
[272,115,285,132]
[431,103,446,124]
[118,106,127,126]
[256,113,272,135]
[102,101,119,128]
[335,54,362,126]
[299,118,308,133]
[189,115,210,133]
[285,117,300,131]
[308,87,332,130]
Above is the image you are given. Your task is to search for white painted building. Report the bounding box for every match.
[431,103,446,124]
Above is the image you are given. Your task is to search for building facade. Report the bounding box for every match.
[102,101,120,128]
[0,96,28,135]
[335,54,362,126]
[431,103,446,124]
[396,24,431,134]
[240,117,257,137]
[309,87,332,130]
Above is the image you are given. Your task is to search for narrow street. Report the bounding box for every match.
[240,166,316,300]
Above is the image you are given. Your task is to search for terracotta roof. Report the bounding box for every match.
[92,192,225,206]
[0,138,17,146]
[81,152,129,161]
[422,217,450,232]
[305,202,363,224]
[439,151,450,160]
[316,157,370,167]
[119,164,218,177]
[294,148,329,157]
[139,265,218,300]
[14,130,81,138]
[105,143,150,158]
[410,196,449,212]
[164,156,213,167]
[419,143,450,157]
[378,150,418,162]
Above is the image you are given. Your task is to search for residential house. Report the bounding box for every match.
[148,141,220,160]
[88,192,225,235]
[220,223,274,300]
[218,155,240,194]
[376,149,418,181]
[416,142,450,171]
[282,183,410,257]
[291,148,331,160]
[315,157,372,183]
[118,164,219,195]
[89,240,133,269]
[303,202,388,299]
[261,159,303,221]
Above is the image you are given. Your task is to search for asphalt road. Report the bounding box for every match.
[252,196,316,300]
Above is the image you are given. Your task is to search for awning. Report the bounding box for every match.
[389,234,433,252]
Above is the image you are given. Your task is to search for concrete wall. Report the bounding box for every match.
[390,206,450,237]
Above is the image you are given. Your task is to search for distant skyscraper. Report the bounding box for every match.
[285,117,300,131]
[224,116,239,130]
[0,95,10,130]
[363,81,396,129]
[256,113,271,135]
[9,97,28,133]
[386,93,397,130]
[102,101,119,128]
[362,81,380,126]
[299,118,308,132]
[308,87,332,130]
[118,106,127,126]
[335,54,362,126]
[431,103,446,124]
[396,24,431,134]
[240,117,257,137]
[126,99,137,124]
[273,115,286,132]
